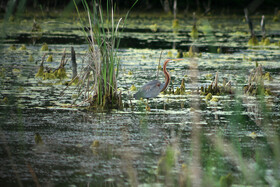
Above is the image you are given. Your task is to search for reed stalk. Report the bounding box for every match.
[73,0,137,109]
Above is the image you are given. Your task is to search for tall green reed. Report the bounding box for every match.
[73,0,137,109]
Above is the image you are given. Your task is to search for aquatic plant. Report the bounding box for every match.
[41,43,48,51]
[184,45,201,58]
[91,140,100,148]
[19,44,26,50]
[244,65,273,96]
[273,9,280,22]
[180,78,186,94]
[174,78,186,95]
[210,96,219,102]
[263,72,273,81]
[149,23,158,32]
[35,50,68,80]
[190,25,199,39]
[9,44,16,50]
[35,54,46,78]
[167,51,173,57]
[200,72,233,96]
[260,15,270,46]
[73,0,137,109]
[12,69,21,75]
[248,35,258,46]
[260,38,270,46]
[176,49,183,58]
[190,12,199,39]
[172,19,179,33]
[31,19,42,44]
[46,55,53,62]
[1,97,9,104]
[205,93,212,100]
[0,68,5,79]
[28,54,34,62]
[31,19,41,32]
[130,84,136,91]
[53,50,68,80]
[34,133,44,145]
[174,87,180,95]
[127,70,133,75]
[205,73,213,80]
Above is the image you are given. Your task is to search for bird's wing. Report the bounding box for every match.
[134,80,162,99]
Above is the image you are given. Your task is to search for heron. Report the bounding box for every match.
[133,59,183,100]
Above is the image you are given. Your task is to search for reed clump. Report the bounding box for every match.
[200,72,233,96]
[244,65,274,96]
[72,0,137,110]
[35,50,68,80]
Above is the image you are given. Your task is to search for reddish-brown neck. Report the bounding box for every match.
[160,59,171,92]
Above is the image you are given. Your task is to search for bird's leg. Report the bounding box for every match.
[145,98,151,111]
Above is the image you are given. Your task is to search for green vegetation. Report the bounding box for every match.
[35,51,68,80]
[190,25,198,39]
[19,44,26,50]
[244,65,273,96]
[149,23,158,32]
[200,72,233,96]
[28,54,34,62]
[172,19,179,32]
[46,55,53,62]
[72,0,137,110]
[248,35,259,46]
[41,43,48,51]
[260,37,270,46]
[183,46,201,58]
[9,44,16,50]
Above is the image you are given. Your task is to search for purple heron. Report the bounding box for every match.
[133,59,183,99]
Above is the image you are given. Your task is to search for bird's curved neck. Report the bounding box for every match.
[160,59,171,92]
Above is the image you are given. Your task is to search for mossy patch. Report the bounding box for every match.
[260,38,270,46]
[130,84,136,91]
[35,66,44,78]
[28,54,34,62]
[9,45,16,50]
[190,25,198,39]
[19,44,26,50]
[149,23,158,32]
[46,55,53,62]
[41,43,48,51]
[248,36,258,46]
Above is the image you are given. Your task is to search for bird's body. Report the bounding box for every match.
[133,59,182,99]
[134,80,164,99]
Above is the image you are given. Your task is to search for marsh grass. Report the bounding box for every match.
[73,0,137,110]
